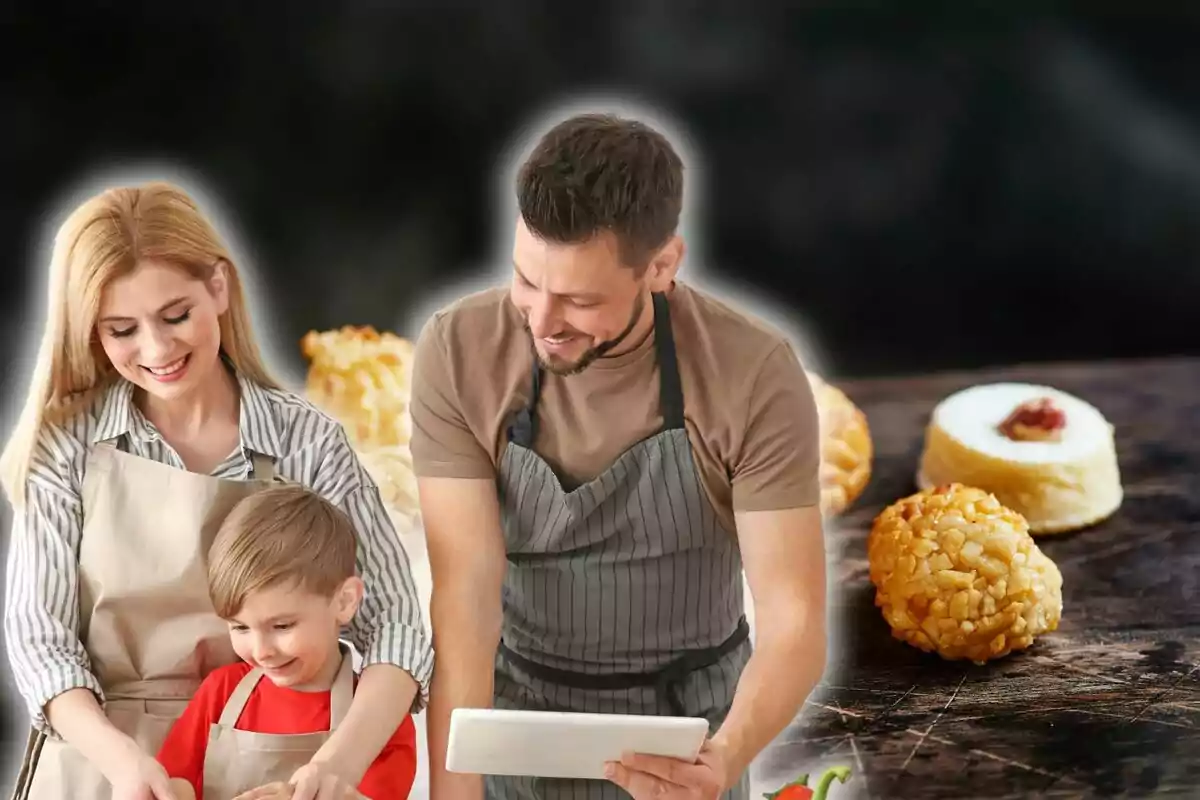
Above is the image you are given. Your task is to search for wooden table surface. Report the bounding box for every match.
[750,357,1200,800]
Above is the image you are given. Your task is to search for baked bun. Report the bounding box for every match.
[301,326,420,526]
[868,483,1063,665]
[809,372,873,516]
[350,446,421,534]
[917,383,1122,535]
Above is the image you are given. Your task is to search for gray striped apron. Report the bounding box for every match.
[489,292,752,800]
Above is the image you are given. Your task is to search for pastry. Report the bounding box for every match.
[352,445,422,534]
[917,382,1122,535]
[808,372,872,517]
[300,325,421,524]
[868,483,1063,665]
[301,325,415,449]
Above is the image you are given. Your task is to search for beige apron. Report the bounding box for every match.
[11,437,282,800]
[201,647,353,799]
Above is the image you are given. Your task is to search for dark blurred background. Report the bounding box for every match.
[2,2,1199,789]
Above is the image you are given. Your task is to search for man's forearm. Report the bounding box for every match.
[415,475,509,799]
[427,592,502,799]
[710,625,827,783]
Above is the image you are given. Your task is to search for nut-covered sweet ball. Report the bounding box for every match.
[867,483,1063,664]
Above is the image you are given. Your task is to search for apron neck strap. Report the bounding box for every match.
[506,341,543,448]
[249,451,275,481]
[218,666,264,727]
[327,644,354,727]
[215,644,355,730]
[649,292,685,432]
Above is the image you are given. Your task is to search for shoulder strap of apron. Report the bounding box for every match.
[249,451,275,482]
[328,646,354,729]
[650,292,685,431]
[507,342,543,448]
[218,667,265,726]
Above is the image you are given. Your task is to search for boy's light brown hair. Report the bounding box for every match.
[208,484,358,619]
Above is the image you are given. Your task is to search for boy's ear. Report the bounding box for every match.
[334,576,365,625]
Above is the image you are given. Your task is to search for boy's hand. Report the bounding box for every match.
[232,780,370,800]
[232,783,292,800]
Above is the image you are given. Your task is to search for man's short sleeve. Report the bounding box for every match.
[730,340,821,512]
[409,313,496,479]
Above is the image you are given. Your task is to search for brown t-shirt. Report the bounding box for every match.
[409,281,820,535]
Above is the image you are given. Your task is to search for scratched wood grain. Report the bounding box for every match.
[749,357,1200,800]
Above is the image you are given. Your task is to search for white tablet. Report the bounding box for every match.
[446,707,710,781]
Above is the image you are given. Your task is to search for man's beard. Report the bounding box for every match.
[525,293,647,377]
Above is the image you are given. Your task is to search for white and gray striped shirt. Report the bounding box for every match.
[4,371,434,734]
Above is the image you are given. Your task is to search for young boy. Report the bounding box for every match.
[156,484,418,800]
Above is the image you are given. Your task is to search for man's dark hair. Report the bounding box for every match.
[516,113,684,270]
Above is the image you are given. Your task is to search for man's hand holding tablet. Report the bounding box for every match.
[446,708,731,795]
[603,736,736,798]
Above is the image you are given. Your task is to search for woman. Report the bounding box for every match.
[2,182,433,800]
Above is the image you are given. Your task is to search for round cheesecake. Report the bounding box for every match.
[917,382,1122,535]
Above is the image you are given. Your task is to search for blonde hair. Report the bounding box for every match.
[208,484,358,619]
[0,181,280,507]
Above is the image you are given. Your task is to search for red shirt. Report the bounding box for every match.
[157,661,416,799]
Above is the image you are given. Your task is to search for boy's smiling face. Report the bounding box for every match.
[226,577,362,691]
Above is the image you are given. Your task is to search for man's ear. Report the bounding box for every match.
[334,576,365,625]
[645,235,684,291]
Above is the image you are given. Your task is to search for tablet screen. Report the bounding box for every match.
[446,708,711,781]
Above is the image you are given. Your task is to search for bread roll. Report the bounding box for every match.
[301,325,415,450]
[300,325,421,524]
[809,372,873,517]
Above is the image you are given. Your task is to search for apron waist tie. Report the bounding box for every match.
[103,678,206,702]
[498,616,750,717]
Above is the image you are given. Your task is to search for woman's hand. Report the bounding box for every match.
[45,688,178,799]
[44,689,178,799]
[106,746,180,800]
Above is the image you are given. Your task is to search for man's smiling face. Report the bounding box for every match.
[509,217,651,375]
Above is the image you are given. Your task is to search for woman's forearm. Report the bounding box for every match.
[312,664,419,782]
[5,480,109,733]
[45,688,140,782]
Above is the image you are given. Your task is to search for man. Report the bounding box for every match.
[410,112,828,800]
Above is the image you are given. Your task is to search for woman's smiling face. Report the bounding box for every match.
[96,260,228,400]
